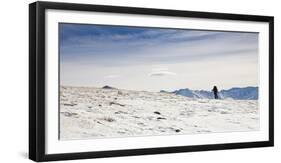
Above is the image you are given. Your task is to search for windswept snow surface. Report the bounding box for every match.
[60,86,259,140]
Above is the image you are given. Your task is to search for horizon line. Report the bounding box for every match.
[60,85,258,92]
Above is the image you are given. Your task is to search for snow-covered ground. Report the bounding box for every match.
[59,86,259,140]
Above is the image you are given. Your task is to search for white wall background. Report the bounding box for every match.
[0,0,279,162]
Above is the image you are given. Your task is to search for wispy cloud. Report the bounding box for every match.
[149,67,177,76]
[60,24,258,68]
[149,71,177,76]
[104,74,121,79]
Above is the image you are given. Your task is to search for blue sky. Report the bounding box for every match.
[60,23,258,91]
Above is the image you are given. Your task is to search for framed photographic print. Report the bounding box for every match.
[29,1,274,162]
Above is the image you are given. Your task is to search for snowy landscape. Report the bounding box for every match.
[59,24,260,140]
[59,86,259,140]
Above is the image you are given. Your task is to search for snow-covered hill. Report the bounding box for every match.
[170,87,258,100]
[60,86,259,140]
[220,87,258,100]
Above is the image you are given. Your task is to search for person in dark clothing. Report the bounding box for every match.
[212,86,219,99]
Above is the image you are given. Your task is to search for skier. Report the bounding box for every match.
[212,86,219,99]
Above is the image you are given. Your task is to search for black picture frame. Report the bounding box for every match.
[29,1,274,162]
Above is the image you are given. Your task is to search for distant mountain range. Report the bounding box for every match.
[160,86,258,100]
